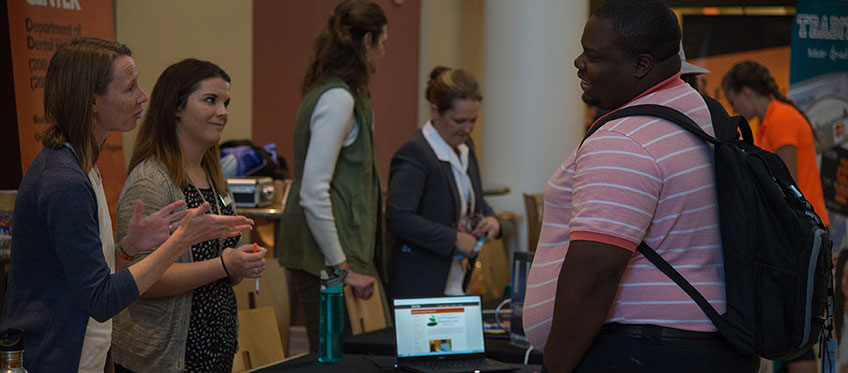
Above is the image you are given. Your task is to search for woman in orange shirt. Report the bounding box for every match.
[722,61,829,228]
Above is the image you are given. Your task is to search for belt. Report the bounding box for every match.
[600,323,723,341]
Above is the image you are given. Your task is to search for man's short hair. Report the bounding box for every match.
[594,0,680,61]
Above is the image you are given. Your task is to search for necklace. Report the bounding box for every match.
[187,170,224,254]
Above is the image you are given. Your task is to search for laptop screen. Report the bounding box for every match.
[393,295,486,358]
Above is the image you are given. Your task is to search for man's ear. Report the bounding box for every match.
[633,53,653,79]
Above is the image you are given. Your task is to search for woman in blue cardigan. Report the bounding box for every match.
[387,67,500,298]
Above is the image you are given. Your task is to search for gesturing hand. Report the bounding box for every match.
[123,199,189,256]
[173,202,255,247]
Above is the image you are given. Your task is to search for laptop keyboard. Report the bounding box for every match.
[410,358,490,369]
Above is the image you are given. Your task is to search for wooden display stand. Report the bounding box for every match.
[232,306,285,372]
[344,283,387,335]
[233,250,291,353]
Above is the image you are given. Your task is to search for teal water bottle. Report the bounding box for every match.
[318,269,346,363]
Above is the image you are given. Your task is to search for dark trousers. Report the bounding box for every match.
[545,323,760,373]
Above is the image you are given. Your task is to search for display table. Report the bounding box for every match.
[252,353,542,372]
[342,327,543,365]
[235,179,290,257]
[237,205,283,257]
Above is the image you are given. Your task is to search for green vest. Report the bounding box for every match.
[279,79,384,280]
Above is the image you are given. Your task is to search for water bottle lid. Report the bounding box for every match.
[320,269,347,292]
[0,329,24,351]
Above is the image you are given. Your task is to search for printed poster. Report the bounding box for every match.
[7,0,126,227]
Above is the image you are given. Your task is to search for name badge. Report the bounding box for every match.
[221,194,233,207]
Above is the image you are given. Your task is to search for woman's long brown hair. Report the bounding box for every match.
[129,58,231,194]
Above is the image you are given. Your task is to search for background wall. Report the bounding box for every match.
[110,0,577,255]
[115,0,253,166]
[480,0,589,253]
[252,0,420,186]
[108,1,789,256]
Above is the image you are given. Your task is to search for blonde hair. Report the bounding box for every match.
[425,66,482,113]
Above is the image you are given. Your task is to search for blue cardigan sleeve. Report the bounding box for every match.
[39,166,138,322]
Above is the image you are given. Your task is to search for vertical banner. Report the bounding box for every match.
[791,0,848,368]
[788,0,848,151]
[7,0,126,227]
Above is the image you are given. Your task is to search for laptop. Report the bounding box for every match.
[393,295,513,373]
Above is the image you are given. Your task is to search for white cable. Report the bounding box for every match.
[523,345,534,365]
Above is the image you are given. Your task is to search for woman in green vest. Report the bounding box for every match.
[279,0,390,352]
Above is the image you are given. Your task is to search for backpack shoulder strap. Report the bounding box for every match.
[582,104,718,147]
[584,102,731,331]
[702,94,754,144]
[637,242,726,329]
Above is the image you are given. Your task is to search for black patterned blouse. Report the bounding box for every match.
[182,186,239,373]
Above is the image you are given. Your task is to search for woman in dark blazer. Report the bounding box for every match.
[387,67,500,298]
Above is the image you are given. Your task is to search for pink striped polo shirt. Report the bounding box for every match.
[523,75,725,350]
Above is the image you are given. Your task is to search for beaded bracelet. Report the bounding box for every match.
[220,255,231,277]
[117,244,137,261]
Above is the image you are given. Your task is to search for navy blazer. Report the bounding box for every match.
[386,129,496,298]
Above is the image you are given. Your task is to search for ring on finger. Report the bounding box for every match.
[169,223,173,232]
[225,228,231,235]
[254,267,259,275]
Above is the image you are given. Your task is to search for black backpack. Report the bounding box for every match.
[219,139,289,180]
[584,96,833,361]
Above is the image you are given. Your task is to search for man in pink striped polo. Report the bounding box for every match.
[524,1,758,372]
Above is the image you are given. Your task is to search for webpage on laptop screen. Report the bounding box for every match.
[394,296,485,358]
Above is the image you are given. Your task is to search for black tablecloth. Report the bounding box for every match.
[254,353,542,373]
[341,327,543,365]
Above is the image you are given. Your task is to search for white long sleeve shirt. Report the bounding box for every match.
[299,88,360,267]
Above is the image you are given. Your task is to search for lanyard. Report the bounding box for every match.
[187,170,224,254]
